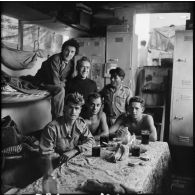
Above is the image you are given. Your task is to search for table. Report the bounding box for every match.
[17,141,171,194]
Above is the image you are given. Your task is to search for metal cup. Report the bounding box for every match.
[131,145,141,157]
[141,130,150,145]
[92,146,101,157]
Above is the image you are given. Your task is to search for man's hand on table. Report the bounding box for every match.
[59,149,79,166]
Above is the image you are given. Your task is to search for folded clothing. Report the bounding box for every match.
[2,145,23,156]
[2,141,39,156]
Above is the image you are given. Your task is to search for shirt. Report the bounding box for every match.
[100,84,132,118]
[34,53,74,87]
[39,116,95,155]
[66,76,97,101]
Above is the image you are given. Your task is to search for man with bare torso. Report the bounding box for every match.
[109,96,157,141]
[81,92,109,141]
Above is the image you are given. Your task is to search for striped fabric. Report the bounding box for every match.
[1,144,22,155]
[1,135,39,156]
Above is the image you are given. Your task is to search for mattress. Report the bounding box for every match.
[1,84,50,104]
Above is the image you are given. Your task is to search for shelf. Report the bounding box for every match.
[142,89,165,94]
[145,105,165,108]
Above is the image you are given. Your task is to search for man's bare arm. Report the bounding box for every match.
[145,115,157,141]
[99,112,109,136]
[109,117,123,136]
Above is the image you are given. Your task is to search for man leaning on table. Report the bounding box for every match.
[109,96,157,141]
[39,92,95,164]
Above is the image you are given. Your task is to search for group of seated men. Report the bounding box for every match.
[28,38,157,165]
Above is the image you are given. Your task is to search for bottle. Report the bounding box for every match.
[42,155,58,194]
[121,127,131,145]
[131,134,140,157]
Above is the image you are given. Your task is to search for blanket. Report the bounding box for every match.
[1,43,48,70]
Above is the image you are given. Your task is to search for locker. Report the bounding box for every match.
[75,27,138,92]
[76,37,105,58]
[106,29,132,88]
[172,31,193,89]
[170,88,193,146]
[169,30,193,146]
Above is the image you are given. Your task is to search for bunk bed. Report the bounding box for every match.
[1,72,52,135]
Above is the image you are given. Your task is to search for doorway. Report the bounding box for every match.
[135,12,190,67]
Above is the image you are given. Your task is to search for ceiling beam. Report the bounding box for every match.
[20,17,57,25]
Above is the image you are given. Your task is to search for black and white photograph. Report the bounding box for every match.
[1,1,194,194]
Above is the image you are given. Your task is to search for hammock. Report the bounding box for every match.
[148,25,185,52]
[1,43,48,70]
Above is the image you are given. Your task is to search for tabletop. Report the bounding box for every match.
[17,141,171,194]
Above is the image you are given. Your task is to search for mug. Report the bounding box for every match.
[131,145,140,157]
[92,146,101,157]
[141,130,150,145]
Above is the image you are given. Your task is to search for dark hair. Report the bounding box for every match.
[76,56,91,71]
[87,92,102,103]
[109,67,125,79]
[65,92,85,106]
[61,39,80,55]
[129,96,145,108]
[141,40,146,46]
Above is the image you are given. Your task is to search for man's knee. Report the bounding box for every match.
[53,85,65,96]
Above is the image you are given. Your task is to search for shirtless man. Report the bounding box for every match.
[81,92,109,141]
[109,96,157,141]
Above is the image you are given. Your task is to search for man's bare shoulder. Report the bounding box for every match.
[98,111,106,121]
[143,113,153,119]
[142,114,153,122]
[100,111,106,118]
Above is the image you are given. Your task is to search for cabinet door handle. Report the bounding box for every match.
[108,58,118,62]
[177,59,186,62]
[174,116,184,120]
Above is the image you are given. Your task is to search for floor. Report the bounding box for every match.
[1,153,60,193]
[169,145,194,194]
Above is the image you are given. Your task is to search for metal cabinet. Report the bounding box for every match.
[106,26,133,88]
[169,30,193,147]
[75,27,138,92]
